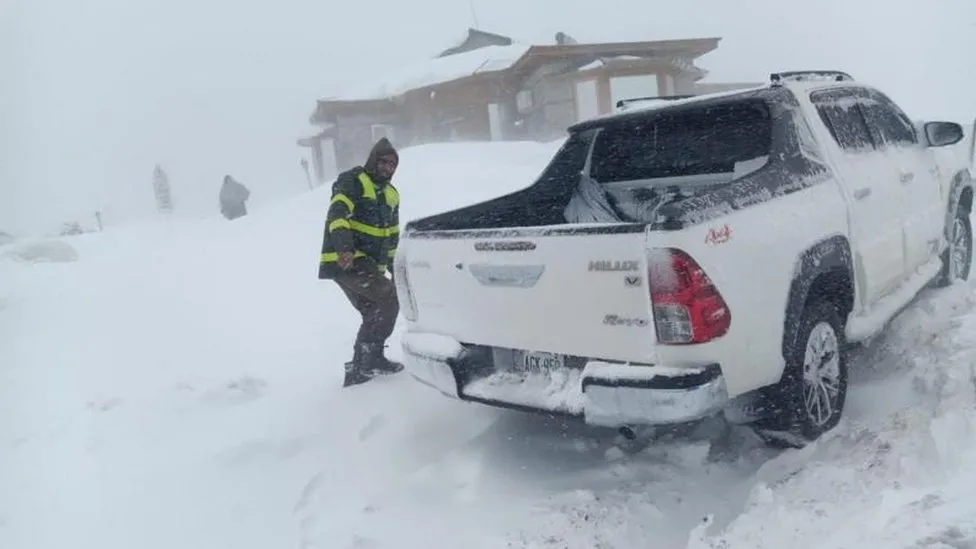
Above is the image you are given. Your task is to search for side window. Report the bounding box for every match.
[860,90,917,148]
[538,129,594,183]
[810,89,875,153]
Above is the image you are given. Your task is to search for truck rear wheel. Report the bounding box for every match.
[752,300,849,448]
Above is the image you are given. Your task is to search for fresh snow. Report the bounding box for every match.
[401,332,464,359]
[580,55,644,72]
[327,44,531,102]
[1,238,79,264]
[464,368,586,415]
[603,85,766,118]
[3,139,976,549]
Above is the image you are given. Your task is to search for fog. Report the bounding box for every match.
[3,0,974,234]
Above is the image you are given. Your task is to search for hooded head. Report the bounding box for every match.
[363,137,399,184]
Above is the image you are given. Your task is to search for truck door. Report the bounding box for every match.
[809,87,907,307]
[861,88,944,273]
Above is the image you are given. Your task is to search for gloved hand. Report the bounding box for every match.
[337,251,355,270]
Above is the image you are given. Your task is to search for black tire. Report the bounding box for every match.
[750,300,849,448]
[933,209,973,288]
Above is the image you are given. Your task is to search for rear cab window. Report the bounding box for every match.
[576,99,774,223]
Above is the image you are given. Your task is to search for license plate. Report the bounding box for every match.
[518,350,565,372]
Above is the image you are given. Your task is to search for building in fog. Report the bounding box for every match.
[297,28,760,183]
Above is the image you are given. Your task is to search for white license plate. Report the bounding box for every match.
[518,350,565,371]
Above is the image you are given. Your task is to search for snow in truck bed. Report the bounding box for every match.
[3,140,976,549]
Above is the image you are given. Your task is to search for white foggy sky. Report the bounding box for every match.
[2,0,975,233]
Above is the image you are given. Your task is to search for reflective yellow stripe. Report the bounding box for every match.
[320,251,367,263]
[377,264,387,273]
[349,220,386,237]
[387,249,397,257]
[347,219,398,237]
[358,172,376,200]
[331,193,355,212]
[384,185,399,207]
[328,218,351,232]
[358,172,399,207]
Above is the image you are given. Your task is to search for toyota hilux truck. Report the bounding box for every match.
[392,70,976,447]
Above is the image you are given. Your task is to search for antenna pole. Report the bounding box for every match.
[468,0,480,29]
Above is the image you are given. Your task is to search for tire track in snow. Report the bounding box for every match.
[317,406,776,549]
[291,373,502,549]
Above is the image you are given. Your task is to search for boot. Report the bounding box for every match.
[342,360,373,387]
[362,342,404,375]
[342,342,376,387]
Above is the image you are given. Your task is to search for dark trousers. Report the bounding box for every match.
[333,267,399,346]
[221,203,247,220]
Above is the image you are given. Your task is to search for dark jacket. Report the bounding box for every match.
[219,176,250,220]
[318,139,400,279]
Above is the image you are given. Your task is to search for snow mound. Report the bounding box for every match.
[1,238,79,263]
[495,278,976,549]
[0,140,565,549]
[685,281,976,549]
[364,140,564,223]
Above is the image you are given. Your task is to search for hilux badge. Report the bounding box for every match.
[588,260,639,272]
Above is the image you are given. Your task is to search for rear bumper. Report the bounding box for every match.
[400,333,729,427]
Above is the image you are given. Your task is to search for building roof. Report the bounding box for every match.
[324,43,531,103]
[320,36,722,105]
[438,28,514,57]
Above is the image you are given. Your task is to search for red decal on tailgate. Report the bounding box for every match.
[705,224,732,245]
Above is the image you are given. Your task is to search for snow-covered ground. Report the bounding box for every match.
[3,140,976,549]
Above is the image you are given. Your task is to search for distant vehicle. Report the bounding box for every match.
[392,70,976,448]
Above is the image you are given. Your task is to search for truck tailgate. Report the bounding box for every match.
[399,225,657,362]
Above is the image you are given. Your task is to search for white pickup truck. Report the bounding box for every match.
[392,70,976,447]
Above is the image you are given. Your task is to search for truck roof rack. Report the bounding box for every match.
[615,94,696,109]
[769,71,853,86]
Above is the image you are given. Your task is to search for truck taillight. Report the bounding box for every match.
[648,248,730,345]
[393,252,418,321]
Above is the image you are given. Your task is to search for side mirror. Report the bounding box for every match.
[924,121,964,147]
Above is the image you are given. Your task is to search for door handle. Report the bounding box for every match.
[900,171,915,183]
[854,188,872,201]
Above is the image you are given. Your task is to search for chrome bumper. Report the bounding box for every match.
[400,333,463,399]
[578,362,729,427]
[400,332,729,427]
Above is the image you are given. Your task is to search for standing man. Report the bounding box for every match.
[318,137,404,387]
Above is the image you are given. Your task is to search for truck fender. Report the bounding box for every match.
[781,234,855,362]
[944,170,974,234]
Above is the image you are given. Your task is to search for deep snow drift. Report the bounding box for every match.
[2,140,976,549]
